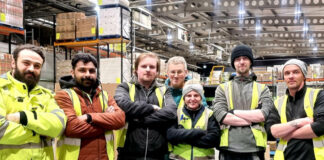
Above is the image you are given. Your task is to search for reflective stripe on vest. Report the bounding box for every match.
[116,83,166,148]
[173,107,215,160]
[274,88,324,160]
[57,89,114,160]
[219,81,267,148]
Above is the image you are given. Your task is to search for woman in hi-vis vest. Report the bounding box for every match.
[167,80,221,160]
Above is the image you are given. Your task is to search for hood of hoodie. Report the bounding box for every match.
[59,75,100,90]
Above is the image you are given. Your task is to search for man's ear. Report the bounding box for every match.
[11,59,16,70]
[70,69,74,78]
[184,70,188,77]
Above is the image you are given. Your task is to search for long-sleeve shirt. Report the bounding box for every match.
[265,86,324,160]
[211,75,274,153]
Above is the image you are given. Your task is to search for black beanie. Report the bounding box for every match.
[231,44,253,69]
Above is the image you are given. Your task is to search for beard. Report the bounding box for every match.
[75,75,97,92]
[13,67,40,90]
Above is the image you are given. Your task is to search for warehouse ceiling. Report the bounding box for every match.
[23,0,324,66]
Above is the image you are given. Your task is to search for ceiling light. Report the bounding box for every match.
[303,22,309,33]
[313,46,318,51]
[309,37,314,43]
[189,43,194,50]
[238,0,245,24]
[255,19,262,31]
[294,3,302,16]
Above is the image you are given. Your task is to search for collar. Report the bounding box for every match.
[286,85,307,101]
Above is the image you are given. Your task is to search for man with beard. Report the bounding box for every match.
[266,59,324,160]
[211,45,274,160]
[55,53,125,160]
[0,44,66,159]
[114,52,177,160]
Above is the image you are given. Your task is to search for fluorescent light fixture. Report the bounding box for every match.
[255,19,262,31]
[167,34,173,40]
[238,0,246,15]
[37,18,54,25]
[294,3,302,16]
[189,43,194,50]
[313,46,318,51]
[309,37,314,43]
[303,22,309,33]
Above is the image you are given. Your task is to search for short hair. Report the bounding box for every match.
[167,56,187,71]
[12,44,45,63]
[134,53,160,76]
[71,53,98,69]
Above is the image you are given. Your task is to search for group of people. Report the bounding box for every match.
[0,44,323,160]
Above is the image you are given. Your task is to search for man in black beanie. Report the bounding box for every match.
[211,44,274,160]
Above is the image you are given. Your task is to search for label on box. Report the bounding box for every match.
[99,27,103,34]
[91,27,96,34]
[56,33,60,40]
[0,13,5,22]
[98,0,103,5]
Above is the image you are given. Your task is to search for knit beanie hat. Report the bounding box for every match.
[282,59,308,78]
[182,80,204,99]
[231,45,254,69]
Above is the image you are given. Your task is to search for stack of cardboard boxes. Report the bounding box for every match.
[56,12,85,40]
[0,0,23,28]
[76,16,97,39]
[98,0,130,39]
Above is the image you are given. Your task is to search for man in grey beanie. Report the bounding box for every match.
[211,44,274,160]
[266,58,324,160]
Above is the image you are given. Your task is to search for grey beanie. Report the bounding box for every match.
[282,59,308,78]
[182,81,204,99]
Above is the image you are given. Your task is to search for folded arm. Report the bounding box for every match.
[88,94,125,130]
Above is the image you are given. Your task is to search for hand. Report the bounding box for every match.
[152,105,161,111]
[294,117,313,128]
[105,106,115,113]
[78,115,87,122]
[6,112,20,123]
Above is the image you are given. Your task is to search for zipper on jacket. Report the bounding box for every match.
[144,128,149,160]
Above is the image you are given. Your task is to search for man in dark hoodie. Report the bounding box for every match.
[211,45,274,160]
[114,52,177,160]
[55,53,125,160]
[165,56,208,108]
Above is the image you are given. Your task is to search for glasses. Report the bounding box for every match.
[169,70,184,76]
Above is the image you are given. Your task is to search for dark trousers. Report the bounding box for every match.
[219,150,265,160]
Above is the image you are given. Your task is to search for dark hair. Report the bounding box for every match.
[134,53,160,76]
[71,53,98,69]
[12,44,45,63]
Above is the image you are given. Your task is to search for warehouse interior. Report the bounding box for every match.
[0,0,324,159]
[0,0,323,89]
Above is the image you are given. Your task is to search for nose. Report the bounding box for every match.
[146,66,150,71]
[27,65,34,72]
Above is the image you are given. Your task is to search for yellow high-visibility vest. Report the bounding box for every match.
[274,88,324,160]
[56,89,115,160]
[219,81,267,148]
[172,107,215,160]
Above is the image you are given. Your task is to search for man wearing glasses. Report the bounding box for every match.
[165,56,208,108]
